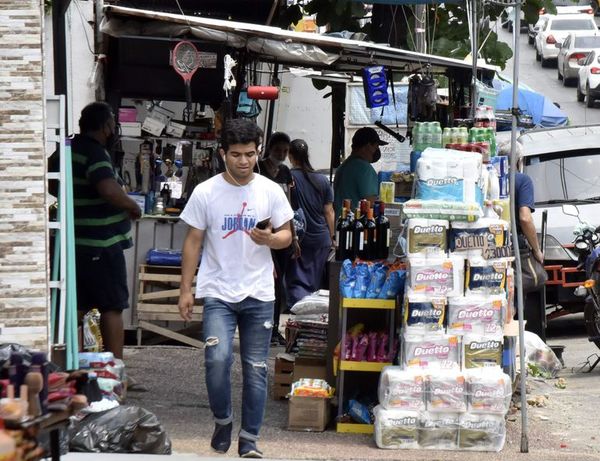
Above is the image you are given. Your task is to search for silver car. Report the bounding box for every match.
[557,32,600,85]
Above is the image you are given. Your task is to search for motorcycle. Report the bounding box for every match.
[563,205,600,350]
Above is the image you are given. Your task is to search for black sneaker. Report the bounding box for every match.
[238,438,263,458]
[210,422,232,453]
[270,330,286,346]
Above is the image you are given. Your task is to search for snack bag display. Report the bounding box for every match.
[447,295,505,336]
[466,369,512,415]
[403,334,461,370]
[289,379,333,398]
[418,412,460,450]
[378,367,425,411]
[458,413,506,452]
[463,335,503,369]
[426,371,467,413]
[373,406,419,449]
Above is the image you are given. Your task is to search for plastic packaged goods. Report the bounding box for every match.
[378,367,425,411]
[373,406,419,449]
[425,371,467,413]
[462,334,504,369]
[402,333,461,370]
[466,368,512,415]
[403,294,446,334]
[290,378,333,398]
[407,256,464,297]
[403,199,482,222]
[406,218,449,256]
[458,413,506,452]
[83,309,103,352]
[446,295,506,336]
[465,259,510,296]
[487,164,500,201]
[449,218,509,259]
[418,412,460,450]
[491,156,509,198]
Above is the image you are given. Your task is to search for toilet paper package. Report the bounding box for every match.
[403,294,446,334]
[378,367,425,411]
[463,334,504,369]
[418,412,460,450]
[406,219,449,256]
[403,199,483,222]
[373,406,419,449]
[458,413,506,452]
[407,256,464,297]
[403,333,461,370]
[447,295,506,336]
[466,368,512,415]
[465,259,510,296]
[425,370,467,413]
[449,219,509,259]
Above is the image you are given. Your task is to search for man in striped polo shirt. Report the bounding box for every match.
[72,102,141,360]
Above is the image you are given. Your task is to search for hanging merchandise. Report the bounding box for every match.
[247,86,279,100]
[171,41,201,122]
[408,74,438,122]
[362,66,389,109]
[236,90,262,118]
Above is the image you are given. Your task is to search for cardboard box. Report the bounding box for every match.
[293,358,327,382]
[288,396,330,432]
[273,353,295,400]
[121,122,142,137]
[166,121,187,138]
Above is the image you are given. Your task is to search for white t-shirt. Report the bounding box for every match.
[180,173,294,303]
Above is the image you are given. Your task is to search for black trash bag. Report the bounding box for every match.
[69,406,172,454]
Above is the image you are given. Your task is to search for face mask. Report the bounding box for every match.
[371,147,381,163]
[106,123,120,150]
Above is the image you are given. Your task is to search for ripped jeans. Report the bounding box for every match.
[202,296,274,441]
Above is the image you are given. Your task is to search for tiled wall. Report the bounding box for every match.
[0,1,49,350]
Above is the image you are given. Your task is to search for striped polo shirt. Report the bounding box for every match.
[71,134,132,250]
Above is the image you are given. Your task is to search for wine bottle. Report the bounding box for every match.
[375,201,391,260]
[365,206,377,260]
[336,207,353,261]
[343,198,354,221]
[352,207,365,260]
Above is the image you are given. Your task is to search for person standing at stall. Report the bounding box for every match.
[333,127,387,217]
[178,119,293,458]
[285,139,335,307]
[257,132,298,346]
[71,102,142,360]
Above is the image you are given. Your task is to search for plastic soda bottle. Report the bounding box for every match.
[433,122,442,148]
[442,127,452,148]
[412,122,421,152]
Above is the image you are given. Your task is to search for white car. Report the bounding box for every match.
[529,1,594,46]
[557,32,600,85]
[577,49,600,108]
[535,14,598,67]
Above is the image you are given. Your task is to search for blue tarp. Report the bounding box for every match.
[495,86,568,128]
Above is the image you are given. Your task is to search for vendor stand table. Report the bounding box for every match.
[6,410,71,461]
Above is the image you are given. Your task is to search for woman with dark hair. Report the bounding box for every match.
[258,132,295,346]
[286,139,335,308]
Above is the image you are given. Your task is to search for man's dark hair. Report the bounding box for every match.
[266,132,291,152]
[220,118,263,152]
[79,102,114,133]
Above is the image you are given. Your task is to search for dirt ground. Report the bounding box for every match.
[124,325,600,461]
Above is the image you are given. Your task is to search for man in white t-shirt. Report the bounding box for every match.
[178,119,293,459]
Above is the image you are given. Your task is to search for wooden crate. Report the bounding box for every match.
[136,264,203,348]
[273,354,294,400]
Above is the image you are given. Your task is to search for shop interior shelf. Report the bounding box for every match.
[336,422,374,434]
[341,298,396,309]
[339,361,391,372]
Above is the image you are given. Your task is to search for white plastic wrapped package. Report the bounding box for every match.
[418,412,460,450]
[373,406,419,449]
[465,258,510,296]
[447,295,505,336]
[403,294,446,334]
[407,256,464,297]
[406,219,449,256]
[449,218,509,259]
[466,368,512,415]
[463,334,504,369]
[425,371,467,413]
[403,333,461,370]
[290,292,329,315]
[378,367,425,411]
[403,199,483,222]
[458,413,506,452]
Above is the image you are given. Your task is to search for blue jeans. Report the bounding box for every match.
[202,296,274,441]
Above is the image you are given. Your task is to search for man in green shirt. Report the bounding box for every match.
[333,127,387,217]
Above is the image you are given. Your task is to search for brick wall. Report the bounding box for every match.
[0,1,49,350]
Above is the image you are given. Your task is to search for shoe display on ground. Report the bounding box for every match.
[238,438,263,458]
[210,422,232,453]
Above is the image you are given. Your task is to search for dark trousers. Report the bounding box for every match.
[272,247,292,329]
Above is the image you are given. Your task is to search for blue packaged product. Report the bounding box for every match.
[415,177,465,202]
[349,399,373,424]
[366,264,388,299]
[353,263,371,298]
[379,269,407,299]
[340,259,356,298]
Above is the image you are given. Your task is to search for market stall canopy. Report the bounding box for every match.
[101,5,494,78]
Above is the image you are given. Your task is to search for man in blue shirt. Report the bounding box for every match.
[333,127,387,217]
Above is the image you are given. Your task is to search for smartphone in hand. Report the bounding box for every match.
[255,217,271,230]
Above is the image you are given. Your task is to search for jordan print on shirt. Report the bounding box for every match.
[221,201,257,239]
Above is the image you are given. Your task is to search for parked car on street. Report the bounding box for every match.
[577,49,600,107]
[535,14,598,67]
[528,1,595,45]
[557,32,600,85]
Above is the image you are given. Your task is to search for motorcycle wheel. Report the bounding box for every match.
[584,298,600,350]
